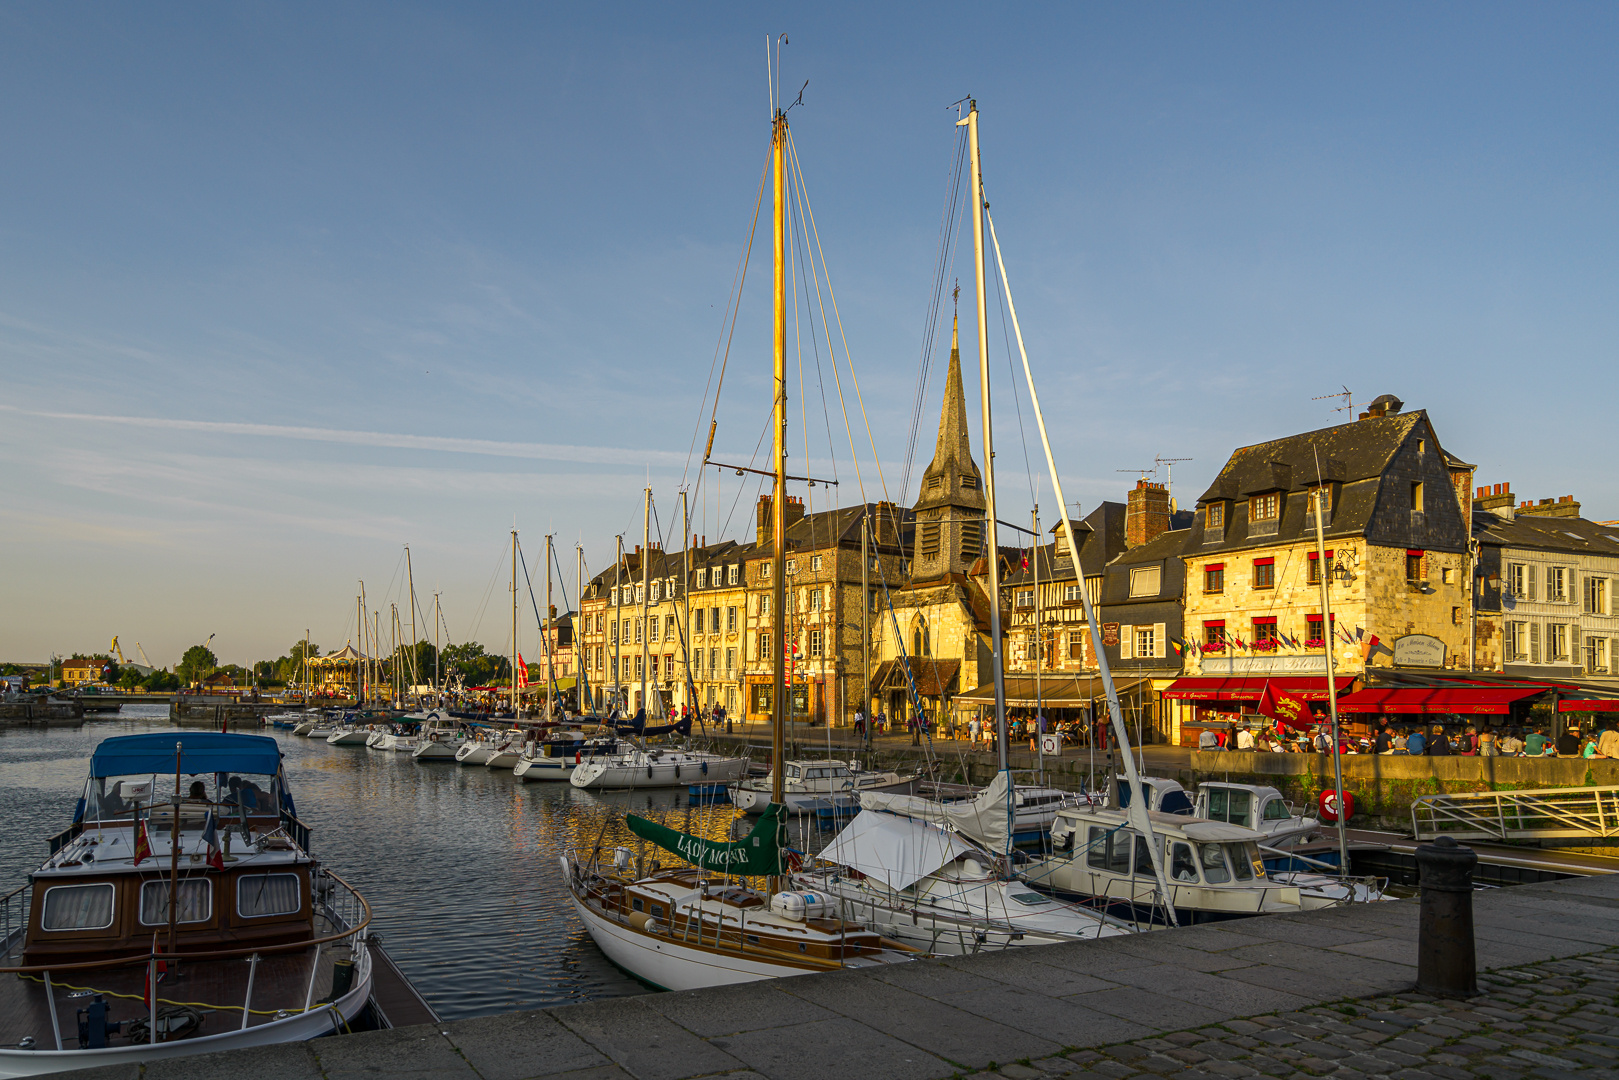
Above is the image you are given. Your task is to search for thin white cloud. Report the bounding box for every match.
[0,404,691,468]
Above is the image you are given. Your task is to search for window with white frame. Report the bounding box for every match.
[696,569,706,588]
[726,606,737,631]
[648,617,659,643]
[786,559,797,575]
[650,581,660,603]
[1585,636,1610,675]
[811,555,823,572]
[1063,584,1083,604]
[809,589,823,612]
[1505,621,1527,662]
[1135,626,1156,658]
[725,647,735,674]
[728,565,739,585]
[1549,566,1568,603]
[1015,589,1034,609]
[809,629,823,657]
[761,563,772,581]
[1507,563,1526,598]
[1129,567,1161,597]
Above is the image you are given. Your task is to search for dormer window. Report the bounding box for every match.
[696,569,706,588]
[1250,493,1280,521]
[1206,503,1225,530]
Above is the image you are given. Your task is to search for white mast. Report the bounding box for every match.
[641,488,651,717]
[510,528,519,716]
[961,100,1010,774]
[546,533,557,718]
[578,544,589,716]
[1312,478,1351,873]
[614,535,624,717]
[986,204,1180,926]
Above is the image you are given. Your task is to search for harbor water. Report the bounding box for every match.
[0,710,797,1020]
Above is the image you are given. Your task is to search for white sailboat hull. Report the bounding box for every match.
[412,740,460,761]
[325,729,370,746]
[484,749,523,768]
[570,755,748,790]
[0,946,372,1079]
[513,757,576,781]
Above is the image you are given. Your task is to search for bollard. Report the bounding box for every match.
[1416,834,1478,997]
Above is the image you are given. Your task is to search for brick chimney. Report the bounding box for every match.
[1520,494,1582,520]
[1126,479,1171,549]
[756,494,807,546]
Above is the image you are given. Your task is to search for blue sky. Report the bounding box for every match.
[3,4,1615,667]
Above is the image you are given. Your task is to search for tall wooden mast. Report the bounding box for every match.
[770,107,788,811]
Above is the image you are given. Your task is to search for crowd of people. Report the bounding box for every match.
[1196,718,1619,758]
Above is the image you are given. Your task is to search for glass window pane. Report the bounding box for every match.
[1208,788,1228,822]
[1108,832,1132,874]
[1133,835,1156,876]
[1086,827,1108,870]
[237,873,302,917]
[1199,843,1230,884]
[42,883,115,930]
[141,879,212,925]
[1228,843,1254,881]
[1171,842,1199,882]
[1228,790,1252,828]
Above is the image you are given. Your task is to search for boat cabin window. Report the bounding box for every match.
[1233,842,1265,880]
[786,767,801,779]
[1010,892,1052,906]
[1159,789,1194,815]
[1206,788,1253,828]
[41,883,115,931]
[140,880,212,925]
[91,772,279,821]
[631,898,644,913]
[1170,842,1199,882]
[650,904,664,919]
[1199,843,1231,884]
[1086,826,1132,873]
[237,873,302,918]
[1262,798,1292,822]
[1133,835,1160,876]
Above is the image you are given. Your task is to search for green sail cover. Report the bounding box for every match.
[625,804,786,877]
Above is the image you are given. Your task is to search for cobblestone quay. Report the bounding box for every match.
[61,873,1619,1080]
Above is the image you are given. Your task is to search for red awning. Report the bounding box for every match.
[1558,700,1619,713]
[1161,676,1354,702]
[1336,686,1546,715]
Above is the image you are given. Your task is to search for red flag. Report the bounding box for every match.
[1257,680,1313,733]
[133,819,153,866]
[516,654,530,689]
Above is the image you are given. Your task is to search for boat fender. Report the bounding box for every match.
[701,761,708,775]
[576,751,582,764]
[628,911,663,935]
[674,764,680,780]
[647,765,654,779]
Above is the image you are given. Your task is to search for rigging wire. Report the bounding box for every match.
[899,123,969,505]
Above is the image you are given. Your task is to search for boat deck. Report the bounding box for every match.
[367,942,439,1028]
[0,917,351,1050]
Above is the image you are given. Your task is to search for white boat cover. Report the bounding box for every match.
[859,771,1016,854]
[820,810,984,892]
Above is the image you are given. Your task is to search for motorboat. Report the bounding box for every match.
[1111,775,1195,815]
[569,746,749,790]
[513,732,625,782]
[729,759,918,816]
[792,810,1134,954]
[0,732,375,1075]
[366,728,417,753]
[561,806,915,991]
[409,723,465,763]
[1025,805,1354,925]
[454,728,521,766]
[324,725,370,747]
[290,719,319,737]
[1193,781,1319,849]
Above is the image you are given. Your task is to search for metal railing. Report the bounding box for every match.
[1412,785,1619,842]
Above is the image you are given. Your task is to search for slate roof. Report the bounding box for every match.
[1186,408,1470,557]
[1000,502,1127,586]
[1475,512,1619,559]
[1101,528,1191,606]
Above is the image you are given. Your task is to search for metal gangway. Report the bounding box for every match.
[1412,786,1619,842]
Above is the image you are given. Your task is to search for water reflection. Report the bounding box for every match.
[0,711,826,1020]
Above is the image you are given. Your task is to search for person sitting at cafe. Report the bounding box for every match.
[1498,728,1524,755]
[1524,727,1552,756]
[1557,724,1585,758]
[1405,727,1426,756]
[1427,725,1451,755]
[1599,723,1619,761]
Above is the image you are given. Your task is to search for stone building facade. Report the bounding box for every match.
[1182,395,1475,685]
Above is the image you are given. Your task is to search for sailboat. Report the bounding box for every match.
[562,90,914,989]
[822,100,1179,933]
[567,488,749,791]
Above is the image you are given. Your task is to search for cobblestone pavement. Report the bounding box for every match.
[977,951,1619,1080]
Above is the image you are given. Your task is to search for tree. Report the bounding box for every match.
[143,669,180,692]
[117,668,142,689]
[440,642,508,687]
[178,645,217,685]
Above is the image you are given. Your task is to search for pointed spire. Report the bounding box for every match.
[917,282,984,513]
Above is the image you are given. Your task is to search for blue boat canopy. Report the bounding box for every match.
[89,732,283,779]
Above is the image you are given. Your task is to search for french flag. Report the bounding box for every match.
[201,811,224,870]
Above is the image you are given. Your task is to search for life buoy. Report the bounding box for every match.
[1318,788,1354,823]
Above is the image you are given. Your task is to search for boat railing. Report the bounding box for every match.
[49,822,84,856]
[1,880,33,959]
[282,811,313,853]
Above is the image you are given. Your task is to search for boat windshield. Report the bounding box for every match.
[90,772,281,822]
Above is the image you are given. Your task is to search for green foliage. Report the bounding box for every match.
[117,668,143,689]
[440,642,509,687]
[141,669,180,692]
[178,645,218,685]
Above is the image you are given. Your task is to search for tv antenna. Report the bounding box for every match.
[1313,385,1362,414]
[1155,455,1193,503]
